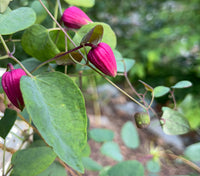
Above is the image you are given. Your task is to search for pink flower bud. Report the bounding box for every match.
[1,63,27,110]
[61,6,92,29]
[87,42,117,77]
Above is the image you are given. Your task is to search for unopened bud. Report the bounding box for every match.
[134,112,150,129]
[87,42,117,77]
[1,63,27,110]
[61,6,92,29]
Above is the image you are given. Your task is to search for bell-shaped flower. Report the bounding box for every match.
[61,6,92,29]
[87,42,117,77]
[1,63,27,110]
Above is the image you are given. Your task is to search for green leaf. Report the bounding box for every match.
[116,58,135,73]
[178,94,200,129]
[82,157,102,171]
[161,107,190,135]
[20,72,87,173]
[81,24,103,45]
[64,0,95,7]
[37,161,67,176]
[107,160,144,176]
[21,24,60,61]
[0,0,12,13]
[184,142,200,162]
[146,160,160,173]
[121,121,140,149]
[73,22,117,49]
[14,58,49,75]
[99,166,111,176]
[89,128,114,142]
[100,141,123,161]
[0,108,17,139]
[30,0,48,24]
[0,7,36,35]
[171,81,192,89]
[11,146,57,176]
[139,80,153,92]
[153,86,170,98]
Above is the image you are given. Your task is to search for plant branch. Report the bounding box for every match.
[0,35,10,53]
[0,143,16,154]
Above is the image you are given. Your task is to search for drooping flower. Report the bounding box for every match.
[1,63,27,110]
[61,6,93,29]
[87,42,117,77]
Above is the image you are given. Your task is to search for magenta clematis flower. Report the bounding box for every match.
[61,6,93,29]
[87,42,117,77]
[1,63,27,110]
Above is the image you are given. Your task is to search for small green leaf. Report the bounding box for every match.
[146,160,160,173]
[11,146,57,176]
[153,86,170,97]
[0,0,12,13]
[161,107,190,135]
[99,166,111,176]
[21,24,60,61]
[121,121,140,149]
[82,157,102,171]
[73,22,116,49]
[184,142,200,162]
[100,141,123,161]
[0,108,17,139]
[81,24,103,45]
[20,72,87,173]
[0,7,36,35]
[107,160,144,176]
[89,128,114,142]
[64,0,95,7]
[116,58,135,73]
[171,81,192,89]
[37,161,67,176]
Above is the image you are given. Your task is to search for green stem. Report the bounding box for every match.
[0,55,9,60]
[0,35,10,53]
[9,55,33,78]
[88,64,147,110]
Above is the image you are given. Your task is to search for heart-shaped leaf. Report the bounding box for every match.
[20,72,87,173]
[21,24,60,61]
[0,7,36,35]
[161,107,190,135]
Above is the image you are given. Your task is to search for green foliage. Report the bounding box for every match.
[20,72,87,173]
[0,108,17,139]
[178,94,200,129]
[171,81,192,89]
[161,107,190,135]
[146,160,161,173]
[0,7,36,35]
[100,141,123,161]
[0,0,12,13]
[73,22,117,49]
[107,160,144,176]
[37,161,68,176]
[82,157,103,171]
[89,128,114,142]
[121,121,140,149]
[21,24,60,61]
[11,146,57,176]
[184,142,200,162]
[153,86,170,98]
